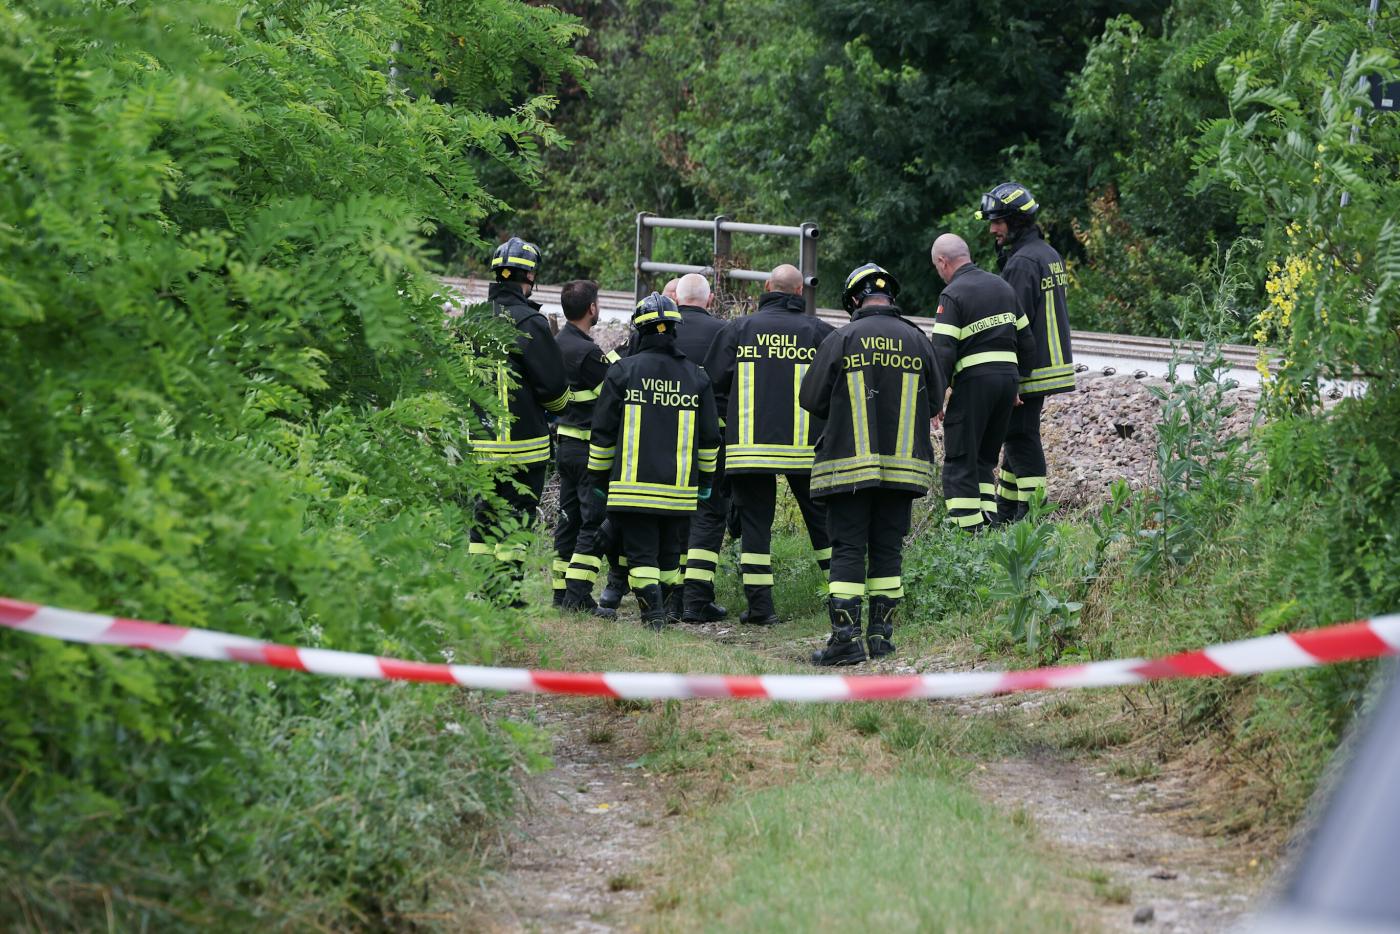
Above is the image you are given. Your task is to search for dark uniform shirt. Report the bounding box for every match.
[588,333,722,515]
[799,304,946,498]
[931,263,1035,384]
[704,291,836,474]
[555,321,618,442]
[473,282,570,465]
[998,227,1074,396]
[621,304,726,367]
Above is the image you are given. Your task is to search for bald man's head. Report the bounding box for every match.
[931,233,973,283]
[663,278,681,301]
[676,273,712,307]
[765,263,803,295]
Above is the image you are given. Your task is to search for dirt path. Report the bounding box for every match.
[472,620,1269,931]
[470,696,667,932]
[698,621,1271,931]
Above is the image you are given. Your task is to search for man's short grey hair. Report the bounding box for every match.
[931,233,972,264]
[676,272,711,306]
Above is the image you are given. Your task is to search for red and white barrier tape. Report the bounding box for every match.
[1,597,1396,702]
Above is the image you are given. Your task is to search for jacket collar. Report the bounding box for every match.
[851,303,905,322]
[996,225,1044,268]
[757,291,806,314]
[563,320,594,343]
[947,262,981,284]
[638,332,684,356]
[679,304,713,318]
[488,280,542,311]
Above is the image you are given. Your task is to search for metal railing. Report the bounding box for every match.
[634,213,820,315]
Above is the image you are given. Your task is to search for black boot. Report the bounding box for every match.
[552,588,566,608]
[681,580,728,623]
[812,597,867,666]
[597,567,627,619]
[560,578,598,614]
[866,596,899,659]
[741,584,780,627]
[662,583,684,626]
[635,584,667,632]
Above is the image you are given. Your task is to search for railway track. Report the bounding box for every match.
[441,277,1356,395]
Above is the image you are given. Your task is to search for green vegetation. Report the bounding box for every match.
[651,773,1077,932]
[1,0,583,926]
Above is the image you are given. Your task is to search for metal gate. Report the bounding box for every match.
[633,213,820,315]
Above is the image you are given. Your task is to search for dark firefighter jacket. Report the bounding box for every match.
[997,227,1075,396]
[704,291,836,474]
[588,333,722,515]
[555,322,619,442]
[621,304,726,367]
[931,263,1035,385]
[473,282,570,466]
[799,304,946,498]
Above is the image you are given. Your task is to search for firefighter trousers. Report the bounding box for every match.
[729,473,831,619]
[610,512,688,596]
[824,488,914,602]
[942,369,1018,531]
[681,450,731,614]
[554,437,610,599]
[470,462,548,594]
[997,395,1048,522]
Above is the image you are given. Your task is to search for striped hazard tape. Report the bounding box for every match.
[1,597,1397,702]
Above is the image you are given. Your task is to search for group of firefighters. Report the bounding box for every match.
[469,182,1073,666]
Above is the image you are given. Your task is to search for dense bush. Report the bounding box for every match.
[0,0,584,925]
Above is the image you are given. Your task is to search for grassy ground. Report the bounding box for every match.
[502,477,1379,927]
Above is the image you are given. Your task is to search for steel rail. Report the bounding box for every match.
[439,278,1358,396]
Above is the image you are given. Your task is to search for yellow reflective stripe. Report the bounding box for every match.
[675,410,695,486]
[468,542,494,556]
[621,403,642,483]
[740,553,771,565]
[1018,476,1047,489]
[571,385,602,402]
[587,443,615,471]
[557,424,590,441]
[814,547,833,561]
[603,350,620,363]
[1045,290,1062,368]
[932,322,960,338]
[794,363,811,446]
[896,372,918,461]
[954,351,1018,373]
[1015,315,1030,330]
[472,436,550,453]
[688,549,720,564]
[492,255,536,268]
[959,312,1017,339]
[828,580,866,597]
[569,553,603,569]
[566,566,599,582]
[543,389,570,413]
[684,568,715,582]
[628,567,661,587]
[951,512,985,527]
[978,483,997,495]
[847,370,870,458]
[738,361,756,446]
[496,363,510,441]
[1000,469,1018,484]
[946,497,983,510]
[742,573,774,585]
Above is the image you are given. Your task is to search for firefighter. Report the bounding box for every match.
[588,293,722,631]
[553,280,621,612]
[930,234,1035,532]
[703,264,835,625]
[600,273,728,622]
[977,182,1075,521]
[799,264,945,665]
[469,237,570,603]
